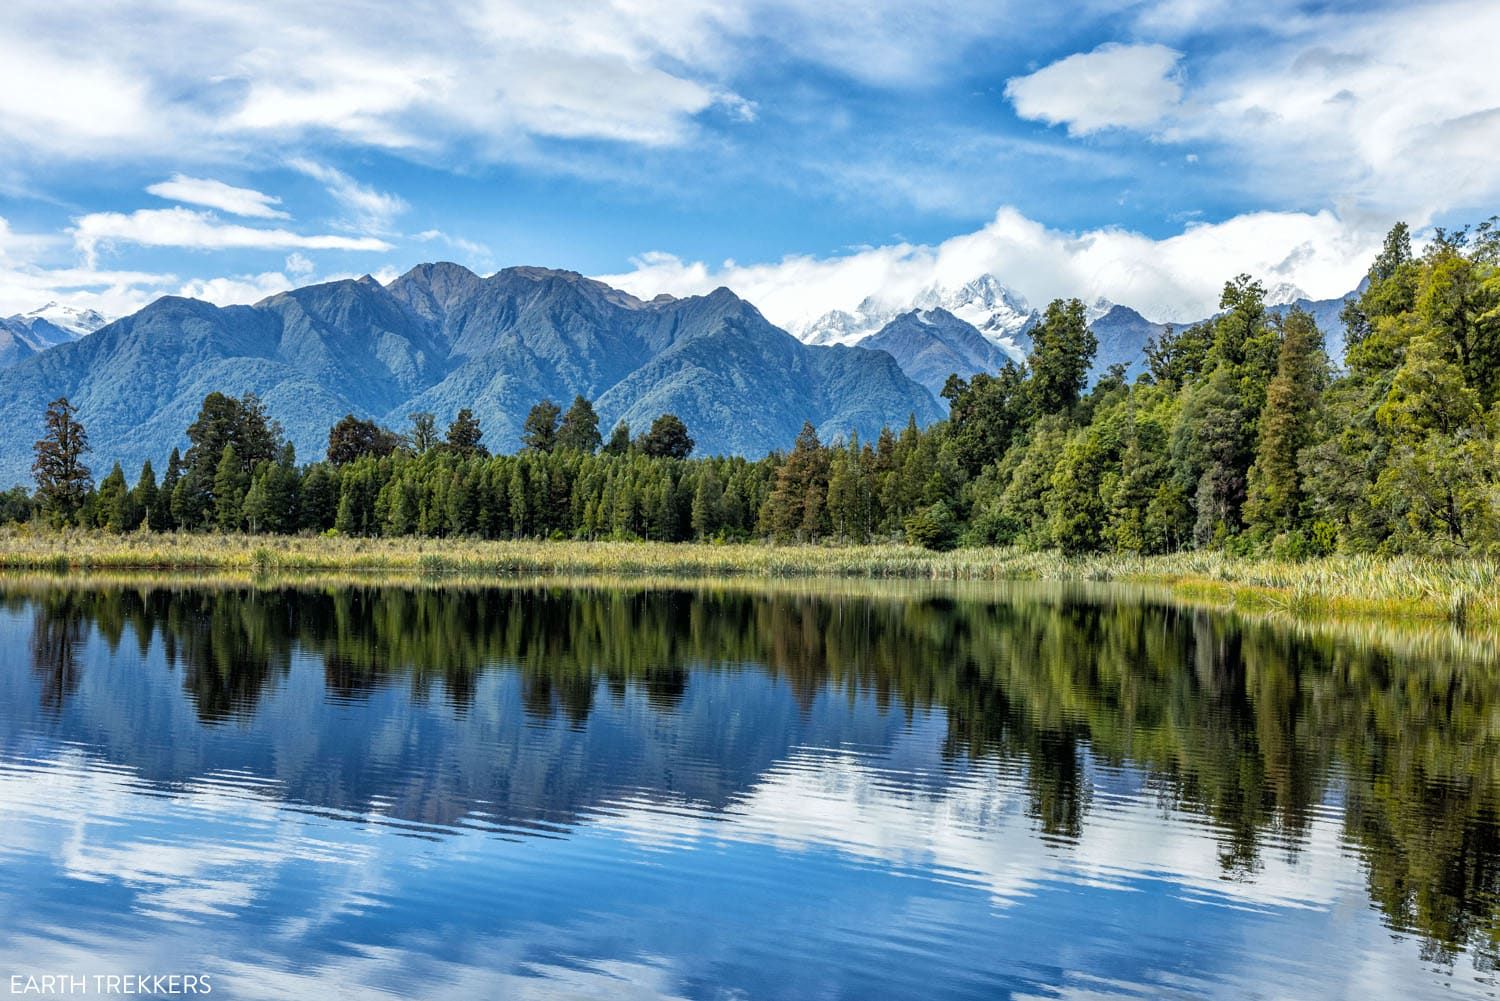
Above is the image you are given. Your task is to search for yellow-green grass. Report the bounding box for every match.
[1,525,1497,628]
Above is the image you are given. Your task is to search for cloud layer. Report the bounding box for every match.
[600,207,1382,329]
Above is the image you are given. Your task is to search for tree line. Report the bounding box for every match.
[7,219,1499,555]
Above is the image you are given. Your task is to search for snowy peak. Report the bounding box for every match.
[795,273,1037,359]
[2,301,112,367]
[1085,298,1116,324]
[19,301,110,338]
[1263,282,1310,308]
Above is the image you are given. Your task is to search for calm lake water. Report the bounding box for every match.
[1,579,1497,1000]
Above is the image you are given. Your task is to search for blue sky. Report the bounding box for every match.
[1,0,1497,326]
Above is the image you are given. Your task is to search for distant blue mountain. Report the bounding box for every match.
[857,308,1014,396]
[0,265,942,485]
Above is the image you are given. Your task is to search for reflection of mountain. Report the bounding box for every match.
[0,581,1497,965]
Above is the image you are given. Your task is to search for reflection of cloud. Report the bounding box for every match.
[596,746,1346,912]
[0,750,377,924]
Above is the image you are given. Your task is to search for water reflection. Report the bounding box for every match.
[0,579,1497,997]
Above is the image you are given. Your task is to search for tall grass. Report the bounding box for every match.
[1,525,1496,626]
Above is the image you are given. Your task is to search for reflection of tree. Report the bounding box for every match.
[29,593,86,714]
[12,579,1500,965]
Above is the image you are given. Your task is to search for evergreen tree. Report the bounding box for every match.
[0,487,33,525]
[521,400,561,453]
[445,409,488,458]
[300,464,337,532]
[1145,322,1213,389]
[131,461,158,533]
[557,396,603,454]
[691,468,724,539]
[1028,298,1097,416]
[184,392,278,482]
[96,462,130,533]
[1245,310,1327,536]
[765,422,829,540]
[603,421,632,456]
[213,444,248,532]
[155,450,182,531]
[32,397,92,527]
[636,414,694,459]
[943,364,1028,475]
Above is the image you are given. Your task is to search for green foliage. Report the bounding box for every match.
[406,412,439,455]
[521,399,561,453]
[445,408,488,458]
[95,462,132,533]
[1245,309,1328,536]
[0,485,33,524]
[603,421,631,456]
[636,413,694,460]
[904,501,958,550]
[327,414,399,465]
[32,397,92,527]
[557,396,603,454]
[1027,298,1097,416]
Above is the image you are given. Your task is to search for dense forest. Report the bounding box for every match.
[6,221,1498,556]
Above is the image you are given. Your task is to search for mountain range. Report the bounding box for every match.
[0,302,108,368]
[797,275,1357,383]
[0,266,1357,487]
[0,265,942,485]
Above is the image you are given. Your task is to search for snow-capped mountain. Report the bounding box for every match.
[1263,282,1311,308]
[1,302,112,369]
[859,307,1015,396]
[795,274,1037,362]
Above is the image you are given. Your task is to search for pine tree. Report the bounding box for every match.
[131,461,158,533]
[765,422,829,540]
[521,400,561,453]
[32,397,92,527]
[96,462,130,533]
[155,450,182,530]
[446,409,488,458]
[691,468,724,539]
[1245,310,1328,536]
[603,422,632,456]
[557,396,603,454]
[213,444,248,532]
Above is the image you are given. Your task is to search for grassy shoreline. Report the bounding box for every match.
[1,527,1496,627]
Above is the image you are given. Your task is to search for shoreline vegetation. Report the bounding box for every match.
[2,528,1497,629]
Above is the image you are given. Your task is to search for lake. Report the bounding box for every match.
[0,578,1496,999]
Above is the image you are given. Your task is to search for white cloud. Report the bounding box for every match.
[414,229,493,265]
[0,0,745,161]
[1182,0,1500,218]
[0,0,1076,169]
[1012,0,1500,221]
[288,159,408,234]
[71,207,393,266]
[146,175,289,219]
[1006,43,1184,136]
[599,206,1382,328]
[284,252,316,278]
[175,271,298,307]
